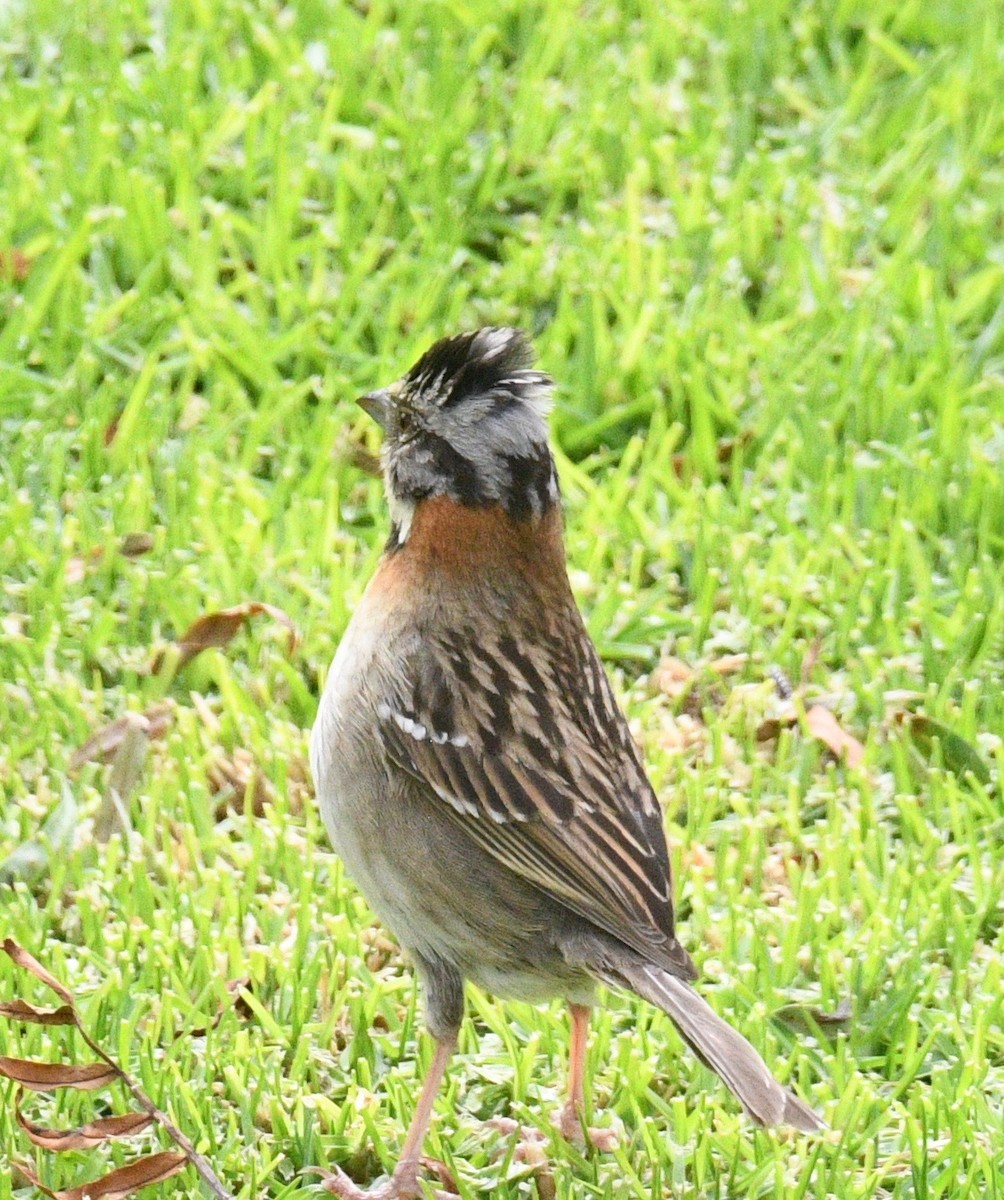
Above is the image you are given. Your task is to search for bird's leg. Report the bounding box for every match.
[323,1035,457,1200]
[556,1002,590,1141]
[553,1003,618,1151]
[489,1003,616,1160]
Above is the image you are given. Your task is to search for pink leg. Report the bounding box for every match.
[557,1003,590,1140]
[323,1036,457,1199]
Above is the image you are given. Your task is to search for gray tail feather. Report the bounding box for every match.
[612,962,824,1132]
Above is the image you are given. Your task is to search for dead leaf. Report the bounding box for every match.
[284,753,314,816]
[152,602,300,674]
[653,656,695,699]
[14,1150,187,1199]
[0,999,77,1027]
[419,1157,460,1195]
[0,1057,118,1091]
[69,704,173,770]
[536,1172,557,1200]
[756,717,784,743]
[2,939,77,1007]
[805,705,865,767]
[709,653,749,675]
[93,714,148,842]
[360,926,397,974]
[2,949,233,1200]
[189,691,221,732]
[0,248,31,282]
[104,411,122,446]
[230,977,255,1022]
[16,1093,153,1149]
[206,749,274,819]
[119,532,154,558]
[672,431,752,479]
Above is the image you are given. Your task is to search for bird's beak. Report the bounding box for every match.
[357,389,393,430]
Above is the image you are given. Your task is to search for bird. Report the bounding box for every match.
[309,327,823,1198]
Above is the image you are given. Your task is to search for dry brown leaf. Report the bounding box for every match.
[2,939,77,1007]
[0,1057,118,1091]
[206,749,274,819]
[685,843,715,877]
[535,1172,557,1200]
[14,1150,187,1199]
[284,754,314,816]
[419,1157,460,1195]
[69,704,173,770]
[2,942,234,1200]
[119,532,154,558]
[805,705,865,767]
[229,976,255,1023]
[104,411,122,446]
[653,656,695,699]
[93,714,149,842]
[708,653,749,675]
[0,248,31,282]
[360,926,397,974]
[671,431,753,478]
[0,999,77,1026]
[152,602,300,674]
[756,717,784,743]
[189,691,221,732]
[16,1094,153,1150]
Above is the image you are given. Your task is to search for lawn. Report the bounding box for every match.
[1,0,1003,1197]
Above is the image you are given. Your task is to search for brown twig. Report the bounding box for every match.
[1,939,235,1200]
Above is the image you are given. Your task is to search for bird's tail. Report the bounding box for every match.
[609,961,824,1132]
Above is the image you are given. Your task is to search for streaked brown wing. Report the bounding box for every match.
[377,619,692,975]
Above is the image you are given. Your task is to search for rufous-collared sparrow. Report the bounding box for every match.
[310,328,823,1199]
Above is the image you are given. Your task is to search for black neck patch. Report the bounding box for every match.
[388,434,559,522]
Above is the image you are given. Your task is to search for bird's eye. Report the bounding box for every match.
[397,409,416,437]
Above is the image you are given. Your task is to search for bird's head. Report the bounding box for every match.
[358,328,558,546]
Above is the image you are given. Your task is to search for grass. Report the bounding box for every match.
[1,0,1003,1196]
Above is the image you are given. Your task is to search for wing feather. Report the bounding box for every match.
[377,617,691,973]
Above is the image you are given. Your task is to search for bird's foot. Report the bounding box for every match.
[552,1103,620,1152]
[313,1159,457,1200]
[488,1116,550,1167]
[489,1112,618,1157]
